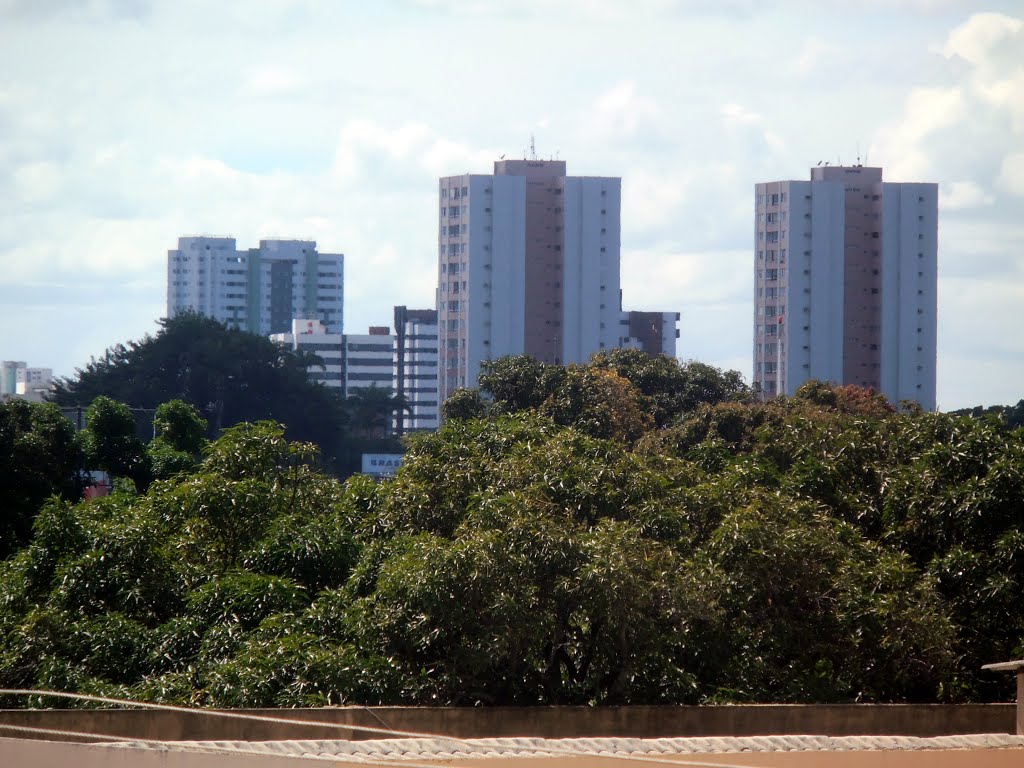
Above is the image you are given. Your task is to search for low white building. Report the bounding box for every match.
[343,327,396,396]
[393,306,439,434]
[270,319,343,389]
[1,361,53,403]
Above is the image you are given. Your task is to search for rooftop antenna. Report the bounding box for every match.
[856,141,861,166]
[529,135,537,160]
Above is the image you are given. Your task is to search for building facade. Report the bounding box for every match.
[270,319,344,389]
[753,165,937,409]
[621,311,681,357]
[167,237,343,336]
[437,159,677,402]
[393,306,439,434]
[342,328,396,397]
[1,361,53,403]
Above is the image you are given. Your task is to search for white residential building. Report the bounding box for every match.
[167,237,344,335]
[1,361,53,403]
[342,328,396,397]
[753,165,937,410]
[437,159,678,402]
[270,319,343,389]
[393,306,439,434]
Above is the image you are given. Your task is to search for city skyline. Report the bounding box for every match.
[2,2,1022,410]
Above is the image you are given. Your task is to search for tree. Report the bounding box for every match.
[152,399,207,454]
[51,313,351,475]
[345,386,407,439]
[147,400,208,481]
[589,349,751,426]
[4,366,1023,709]
[0,400,83,558]
[688,498,955,703]
[538,366,653,442]
[477,355,565,413]
[440,388,486,421]
[0,420,362,707]
[80,396,150,490]
[472,352,750,432]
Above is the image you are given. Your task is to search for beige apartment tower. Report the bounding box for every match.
[437,159,680,403]
[753,165,937,410]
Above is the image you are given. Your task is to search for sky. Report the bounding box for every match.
[1,0,1022,410]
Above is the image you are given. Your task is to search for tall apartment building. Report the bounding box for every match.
[393,306,439,434]
[167,237,344,335]
[438,159,676,401]
[270,319,343,389]
[753,165,937,409]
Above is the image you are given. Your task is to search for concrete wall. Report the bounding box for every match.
[0,704,1014,744]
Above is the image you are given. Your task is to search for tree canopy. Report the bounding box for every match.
[1,368,1021,707]
[50,313,354,474]
[0,399,83,558]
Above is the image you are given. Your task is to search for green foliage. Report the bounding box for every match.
[51,313,351,474]
[346,386,407,439]
[441,387,487,421]
[81,396,150,488]
[474,352,750,433]
[153,400,207,454]
[589,349,751,426]
[0,400,83,557]
[2,364,1023,709]
[148,400,208,480]
[950,399,1024,430]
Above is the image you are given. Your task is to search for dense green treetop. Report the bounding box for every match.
[2,356,1022,708]
[51,313,349,469]
[0,399,83,558]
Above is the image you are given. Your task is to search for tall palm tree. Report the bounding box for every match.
[345,386,409,439]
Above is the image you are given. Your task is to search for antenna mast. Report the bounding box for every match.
[529,135,537,160]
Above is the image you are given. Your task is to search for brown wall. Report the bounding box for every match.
[6,736,1024,768]
[0,704,1014,744]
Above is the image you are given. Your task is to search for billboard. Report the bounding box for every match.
[361,453,404,476]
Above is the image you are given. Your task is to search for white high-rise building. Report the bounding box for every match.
[167,237,343,335]
[753,165,937,410]
[437,159,677,402]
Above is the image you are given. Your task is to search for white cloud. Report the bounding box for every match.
[869,86,965,179]
[941,12,1023,66]
[245,67,306,97]
[721,102,762,125]
[331,119,432,182]
[13,162,63,203]
[622,169,688,234]
[941,12,1024,131]
[421,137,494,178]
[793,36,839,76]
[592,81,661,138]
[939,180,994,210]
[996,153,1024,196]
